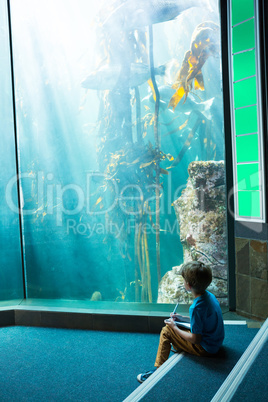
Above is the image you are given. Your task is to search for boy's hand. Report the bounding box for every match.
[164,318,176,329]
[170,313,190,323]
[170,313,183,321]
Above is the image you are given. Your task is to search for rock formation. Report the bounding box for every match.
[158,160,228,305]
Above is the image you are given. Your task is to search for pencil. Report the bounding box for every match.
[172,302,179,315]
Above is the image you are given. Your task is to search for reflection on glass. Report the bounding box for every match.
[232,49,256,82]
[10,0,228,305]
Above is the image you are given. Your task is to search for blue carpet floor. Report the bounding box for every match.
[141,325,259,401]
[0,325,260,401]
[0,326,159,402]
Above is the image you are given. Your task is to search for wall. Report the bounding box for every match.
[235,222,268,319]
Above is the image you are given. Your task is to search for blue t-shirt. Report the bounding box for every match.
[189,291,225,354]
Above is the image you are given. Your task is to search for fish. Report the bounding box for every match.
[82,63,166,90]
[186,234,196,247]
[168,21,220,110]
[102,0,211,31]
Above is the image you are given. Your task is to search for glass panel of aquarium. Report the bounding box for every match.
[231,0,254,27]
[10,0,228,306]
[232,19,255,54]
[233,76,257,109]
[238,190,260,218]
[236,134,259,163]
[237,163,259,190]
[234,105,258,135]
[233,49,256,82]
[0,0,24,300]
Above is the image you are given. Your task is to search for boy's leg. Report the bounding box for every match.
[154,326,173,367]
[154,325,210,368]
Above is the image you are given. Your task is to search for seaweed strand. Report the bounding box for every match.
[135,87,142,142]
[141,233,147,302]
[134,218,139,302]
[143,219,152,303]
[136,221,143,278]
[148,24,161,284]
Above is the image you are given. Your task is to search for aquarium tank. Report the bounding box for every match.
[1,0,228,307]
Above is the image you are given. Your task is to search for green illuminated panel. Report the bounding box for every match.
[230,0,264,221]
[233,49,256,82]
[236,135,259,163]
[232,19,255,54]
[233,76,257,108]
[232,0,254,26]
[237,163,259,190]
[235,105,258,135]
[238,191,260,217]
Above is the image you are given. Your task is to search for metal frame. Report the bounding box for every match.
[6,0,27,298]
[227,0,266,223]
[220,0,236,311]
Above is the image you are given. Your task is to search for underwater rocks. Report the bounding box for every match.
[90,291,102,301]
[158,160,228,305]
[158,265,193,304]
[158,263,227,304]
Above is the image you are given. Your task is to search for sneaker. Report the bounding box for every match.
[137,368,156,383]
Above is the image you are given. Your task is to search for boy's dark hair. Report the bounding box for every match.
[180,261,212,294]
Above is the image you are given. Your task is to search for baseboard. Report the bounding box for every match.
[1,308,166,333]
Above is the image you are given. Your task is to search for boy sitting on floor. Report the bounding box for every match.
[137,261,225,383]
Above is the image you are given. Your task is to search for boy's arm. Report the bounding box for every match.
[166,319,202,344]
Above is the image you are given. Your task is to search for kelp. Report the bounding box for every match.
[93,140,172,302]
[149,24,161,285]
[92,25,171,302]
[89,8,219,303]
